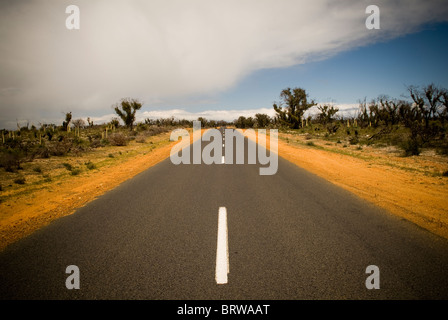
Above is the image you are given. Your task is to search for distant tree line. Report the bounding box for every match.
[266,84,448,156]
[1,83,447,172]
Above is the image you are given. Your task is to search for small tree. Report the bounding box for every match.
[408,84,443,128]
[110,117,120,128]
[114,98,143,130]
[197,117,208,127]
[255,113,271,128]
[62,112,72,132]
[317,104,339,125]
[72,118,85,129]
[234,116,246,129]
[273,87,316,129]
[441,89,448,123]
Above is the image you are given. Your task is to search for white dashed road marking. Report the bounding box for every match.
[215,207,229,284]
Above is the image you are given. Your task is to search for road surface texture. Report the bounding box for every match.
[1,128,448,300]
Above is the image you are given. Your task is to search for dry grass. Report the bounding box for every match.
[0,131,177,250]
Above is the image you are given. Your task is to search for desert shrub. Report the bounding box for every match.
[108,133,128,146]
[90,139,103,148]
[400,139,421,156]
[85,161,96,170]
[87,133,102,142]
[33,145,50,158]
[147,126,168,136]
[135,136,146,143]
[71,144,89,156]
[62,163,73,171]
[306,141,315,146]
[71,168,81,175]
[0,149,24,172]
[349,136,359,145]
[326,123,339,134]
[33,166,42,173]
[49,139,72,156]
[389,133,406,147]
[436,144,448,156]
[14,177,26,184]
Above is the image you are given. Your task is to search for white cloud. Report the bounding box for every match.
[306,103,360,119]
[1,0,447,129]
[84,104,361,126]
[139,107,277,123]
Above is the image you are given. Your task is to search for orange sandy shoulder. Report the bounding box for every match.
[0,130,202,251]
[267,131,448,240]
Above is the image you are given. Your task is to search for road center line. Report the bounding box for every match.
[221,156,225,164]
[215,207,229,284]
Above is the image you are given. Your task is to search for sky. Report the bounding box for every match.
[1,0,448,129]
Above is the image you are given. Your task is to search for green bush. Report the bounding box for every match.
[85,161,96,170]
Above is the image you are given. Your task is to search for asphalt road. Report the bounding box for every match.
[1,127,448,300]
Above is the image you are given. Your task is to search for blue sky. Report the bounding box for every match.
[1,1,448,128]
[213,22,448,111]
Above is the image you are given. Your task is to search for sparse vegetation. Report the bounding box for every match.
[33,166,42,173]
[108,133,128,146]
[70,168,82,176]
[0,103,188,205]
[267,84,447,158]
[1,86,447,204]
[14,177,26,185]
[85,161,96,170]
[62,163,73,171]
